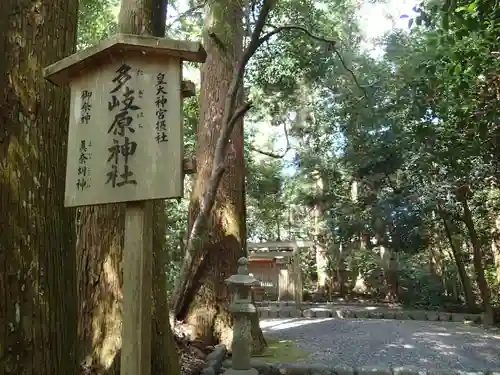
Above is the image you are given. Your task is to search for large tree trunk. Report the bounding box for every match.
[380,244,399,302]
[460,196,493,323]
[313,175,329,296]
[0,0,78,373]
[77,205,125,374]
[76,0,181,373]
[374,222,399,302]
[440,211,476,310]
[148,0,182,373]
[175,0,266,353]
[152,200,181,375]
[314,210,329,295]
[490,214,500,283]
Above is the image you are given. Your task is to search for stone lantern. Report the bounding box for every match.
[224,257,260,375]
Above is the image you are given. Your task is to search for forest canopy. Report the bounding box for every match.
[2,0,500,373]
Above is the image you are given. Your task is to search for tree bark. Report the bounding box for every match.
[440,212,476,310]
[76,0,181,373]
[147,1,182,374]
[152,200,181,375]
[76,205,125,374]
[175,0,266,353]
[490,214,500,283]
[313,175,329,296]
[380,245,399,302]
[314,217,329,295]
[460,197,493,322]
[374,222,399,302]
[0,0,78,373]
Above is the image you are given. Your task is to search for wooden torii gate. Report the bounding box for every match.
[247,240,313,304]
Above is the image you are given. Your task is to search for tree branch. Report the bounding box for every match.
[229,102,253,129]
[262,24,369,104]
[166,2,205,29]
[249,122,291,158]
[208,32,227,53]
[173,103,253,315]
[249,145,288,158]
[383,171,401,194]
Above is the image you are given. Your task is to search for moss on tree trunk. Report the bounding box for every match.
[76,205,125,373]
[0,0,79,373]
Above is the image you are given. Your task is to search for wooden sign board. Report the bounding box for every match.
[43,34,206,207]
[43,34,207,375]
[65,57,182,207]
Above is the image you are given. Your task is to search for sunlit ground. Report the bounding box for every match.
[258,318,500,369]
[252,335,310,363]
[260,317,334,331]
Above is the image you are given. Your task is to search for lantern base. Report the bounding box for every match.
[222,368,258,375]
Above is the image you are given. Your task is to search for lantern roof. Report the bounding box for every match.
[226,257,260,286]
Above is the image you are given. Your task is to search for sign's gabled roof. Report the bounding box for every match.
[43,33,207,86]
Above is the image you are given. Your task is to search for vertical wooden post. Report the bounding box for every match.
[293,245,303,305]
[121,201,153,375]
[278,263,288,302]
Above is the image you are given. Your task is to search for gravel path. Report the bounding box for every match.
[260,318,500,370]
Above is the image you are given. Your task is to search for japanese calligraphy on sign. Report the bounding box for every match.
[63,57,183,207]
[155,73,168,144]
[106,63,139,188]
[81,90,93,124]
[76,140,92,190]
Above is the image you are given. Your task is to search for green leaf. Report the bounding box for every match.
[466,1,477,14]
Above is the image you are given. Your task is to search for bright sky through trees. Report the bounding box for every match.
[269,0,420,174]
[358,0,418,56]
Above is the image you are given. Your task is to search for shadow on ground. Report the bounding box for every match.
[260,318,500,370]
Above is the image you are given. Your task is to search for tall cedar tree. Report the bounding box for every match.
[175,1,266,352]
[0,0,78,373]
